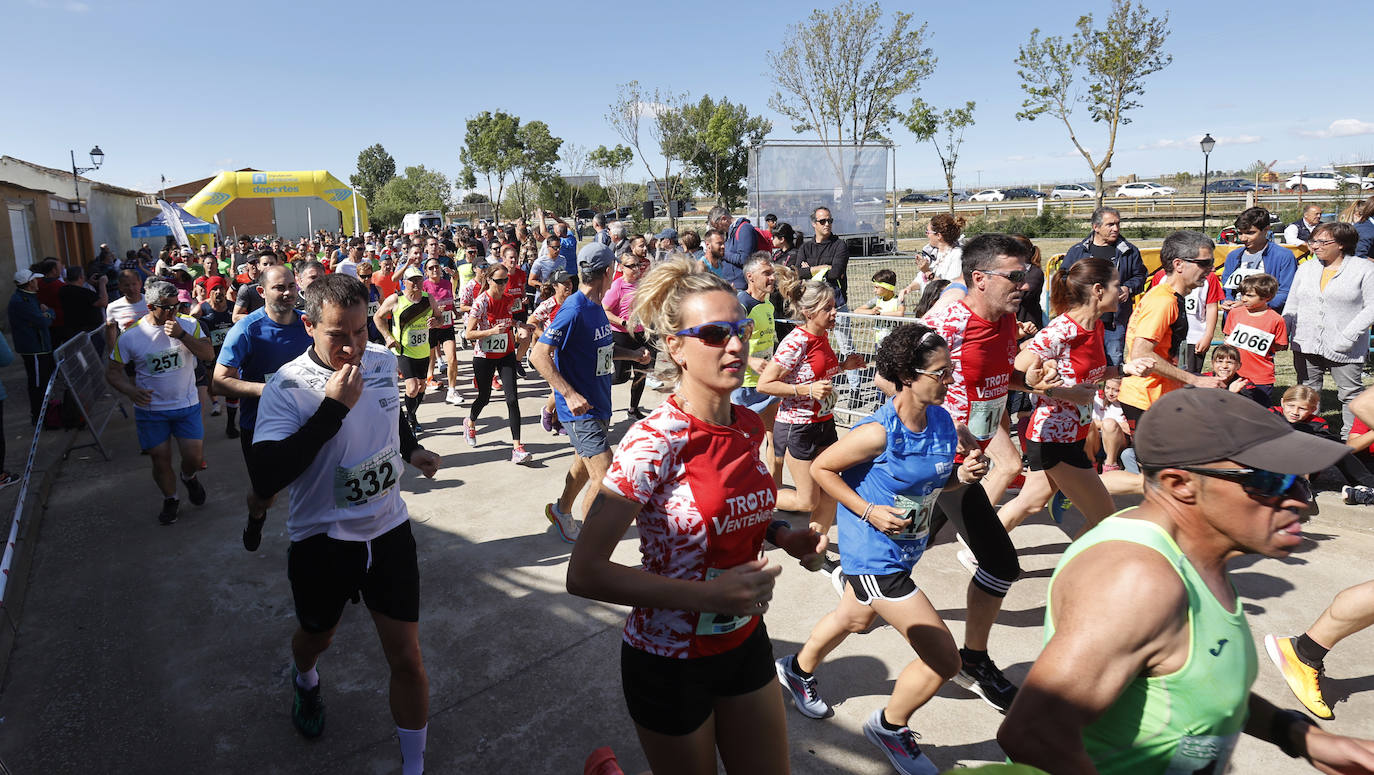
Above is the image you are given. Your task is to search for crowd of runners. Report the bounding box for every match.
[12,197,1371,773]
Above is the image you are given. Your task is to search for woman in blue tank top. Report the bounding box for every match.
[773,323,988,775]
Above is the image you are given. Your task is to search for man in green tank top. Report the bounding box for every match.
[999,389,1374,773]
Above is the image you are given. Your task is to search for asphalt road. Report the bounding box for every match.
[1,362,1371,774]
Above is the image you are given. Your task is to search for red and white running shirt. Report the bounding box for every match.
[923,301,1017,444]
[470,291,515,359]
[1023,314,1107,443]
[603,397,777,659]
[771,327,840,424]
[531,296,561,327]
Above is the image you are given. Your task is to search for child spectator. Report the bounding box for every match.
[1087,377,1130,472]
[1273,385,1374,504]
[1222,273,1287,405]
[855,268,904,316]
[1201,343,1273,407]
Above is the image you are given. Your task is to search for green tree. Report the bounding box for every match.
[589,144,634,214]
[511,120,562,218]
[370,165,454,229]
[767,0,935,193]
[349,143,396,203]
[462,192,489,204]
[1014,0,1172,206]
[663,96,772,210]
[459,110,521,216]
[901,100,975,215]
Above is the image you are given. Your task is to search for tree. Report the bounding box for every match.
[462,192,489,204]
[607,81,689,228]
[349,143,396,203]
[589,144,634,214]
[561,143,591,219]
[767,1,935,195]
[509,120,562,218]
[663,96,772,210]
[459,110,521,218]
[1014,0,1172,206]
[369,165,454,229]
[901,100,976,215]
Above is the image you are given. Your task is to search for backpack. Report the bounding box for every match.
[731,219,773,255]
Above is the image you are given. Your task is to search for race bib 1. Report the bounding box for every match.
[1226,323,1275,356]
[595,343,614,376]
[891,491,940,542]
[1164,732,1239,775]
[144,347,183,375]
[406,328,428,348]
[817,388,838,416]
[967,395,1006,441]
[333,448,400,508]
[479,332,510,354]
[1078,400,1094,426]
[695,567,754,636]
[1223,264,1262,290]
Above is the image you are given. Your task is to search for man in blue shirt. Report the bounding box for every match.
[212,265,313,550]
[1059,207,1145,364]
[533,210,580,278]
[1220,206,1297,311]
[530,243,649,543]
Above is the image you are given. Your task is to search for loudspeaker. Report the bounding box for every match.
[641,201,655,220]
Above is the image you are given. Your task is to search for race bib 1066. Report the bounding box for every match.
[1225,324,1275,355]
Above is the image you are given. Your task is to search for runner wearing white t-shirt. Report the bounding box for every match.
[246,274,440,775]
[104,280,213,525]
[104,269,149,353]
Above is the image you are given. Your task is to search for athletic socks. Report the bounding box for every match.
[1294,633,1329,669]
[398,724,427,775]
[960,647,990,665]
[294,664,319,691]
[180,472,197,483]
[404,395,420,420]
[879,710,905,732]
[791,654,813,680]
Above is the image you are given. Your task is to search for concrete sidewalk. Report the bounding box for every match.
[1,362,1372,774]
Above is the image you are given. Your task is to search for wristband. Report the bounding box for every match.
[862,503,875,523]
[1271,709,1316,759]
[764,519,790,546]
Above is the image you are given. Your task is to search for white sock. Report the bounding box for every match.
[294,664,319,690]
[398,725,427,775]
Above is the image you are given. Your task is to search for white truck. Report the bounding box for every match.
[402,210,444,234]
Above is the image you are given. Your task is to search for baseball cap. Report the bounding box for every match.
[1135,389,1348,475]
[13,269,38,285]
[171,262,189,272]
[550,269,573,285]
[403,266,423,280]
[180,247,194,256]
[577,242,614,274]
[176,289,193,304]
[655,227,678,241]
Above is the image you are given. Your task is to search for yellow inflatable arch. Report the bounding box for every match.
[183,170,369,236]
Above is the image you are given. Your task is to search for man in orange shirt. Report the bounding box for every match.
[372,254,400,300]
[1118,231,1224,426]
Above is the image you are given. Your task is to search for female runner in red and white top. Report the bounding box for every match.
[462,264,530,463]
[532,269,575,435]
[568,257,826,775]
[997,257,1154,535]
[756,274,865,536]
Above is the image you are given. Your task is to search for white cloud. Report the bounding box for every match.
[1298,118,1374,139]
[25,0,89,11]
[1136,133,1261,151]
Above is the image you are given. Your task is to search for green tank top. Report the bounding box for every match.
[742,296,776,389]
[1044,515,1256,775]
[392,292,432,359]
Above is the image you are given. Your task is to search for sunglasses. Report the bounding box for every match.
[621,260,648,268]
[1178,466,1310,501]
[149,303,179,311]
[674,319,755,346]
[814,218,834,225]
[979,269,1028,284]
[912,365,954,380]
[491,277,509,285]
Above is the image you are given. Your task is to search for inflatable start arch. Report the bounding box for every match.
[184,170,370,235]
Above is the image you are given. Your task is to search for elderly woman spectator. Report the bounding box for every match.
[7,268,56,425]
[1284,221,1374,435]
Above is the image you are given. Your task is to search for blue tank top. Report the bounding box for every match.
[837,401,959,575]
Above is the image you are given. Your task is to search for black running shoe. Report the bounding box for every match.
[243,515,265,552]
[158,497,179,526]
[953,654,1018,713]
[515,363,527,378]
[291,669,325,739]
[184,475,206,506]
[226,422,240,439]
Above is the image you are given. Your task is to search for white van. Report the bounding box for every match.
[402,210,444,234]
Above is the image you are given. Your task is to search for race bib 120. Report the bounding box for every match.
[695,567,754,636]
[479,332,510,354]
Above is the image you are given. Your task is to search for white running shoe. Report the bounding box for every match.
[512,445,532,465]
[545,502,580,543]
[445,388,464,406]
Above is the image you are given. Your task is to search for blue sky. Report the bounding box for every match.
[8,0,1372,197]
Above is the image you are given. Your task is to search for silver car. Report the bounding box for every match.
[1050,183,1095,200]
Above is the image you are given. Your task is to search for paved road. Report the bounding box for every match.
[1,360,1371,774]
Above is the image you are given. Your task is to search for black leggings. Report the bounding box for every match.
[471,354,520,442]
[613,330,655,411]
[930,483,1021,598]
[21,352,55,425]
[1331,453,1374,488]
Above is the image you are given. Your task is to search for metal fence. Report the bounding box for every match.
[798,311,915,427]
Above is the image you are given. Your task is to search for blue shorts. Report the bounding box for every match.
[730,386,778,414]
[135,404,204,450]
[566,416,611,458]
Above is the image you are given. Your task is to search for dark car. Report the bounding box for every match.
[1202,178,1257,194]
[575,208,599,220]
[899,192,939,203]
[599,206,633,221]
[1003,187,1047,199]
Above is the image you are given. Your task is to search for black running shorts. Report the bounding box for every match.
[772,419,839,462]
[428,327,455,346]
[1022,439,1093,471]
[844,571,919,605]
[620,623,775,736]
[398,355,429,380]
[287,520,420,633]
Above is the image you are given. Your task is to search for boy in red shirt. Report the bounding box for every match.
[1221,273,1286,406]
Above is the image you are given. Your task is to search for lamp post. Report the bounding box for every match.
[69,145,105,210]
[1199,133,1215,233]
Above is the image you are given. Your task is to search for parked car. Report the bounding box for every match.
[1284,171,1349,192]
[932,189,971,202]
[1115,181,1177,198]
[970,189,1007,202]
[599,206,633,221]
[1343,174,1374,190]
[1202,178,1257,194]
[1050,183,1095,200]
[1004,187,1047,199]
[899,192,940,203]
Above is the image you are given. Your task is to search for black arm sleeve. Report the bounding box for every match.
[399,410,422,461]
[247,398,350,498]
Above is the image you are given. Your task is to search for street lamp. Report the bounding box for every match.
[69,145,104,210]
[1199,133,1215,233]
